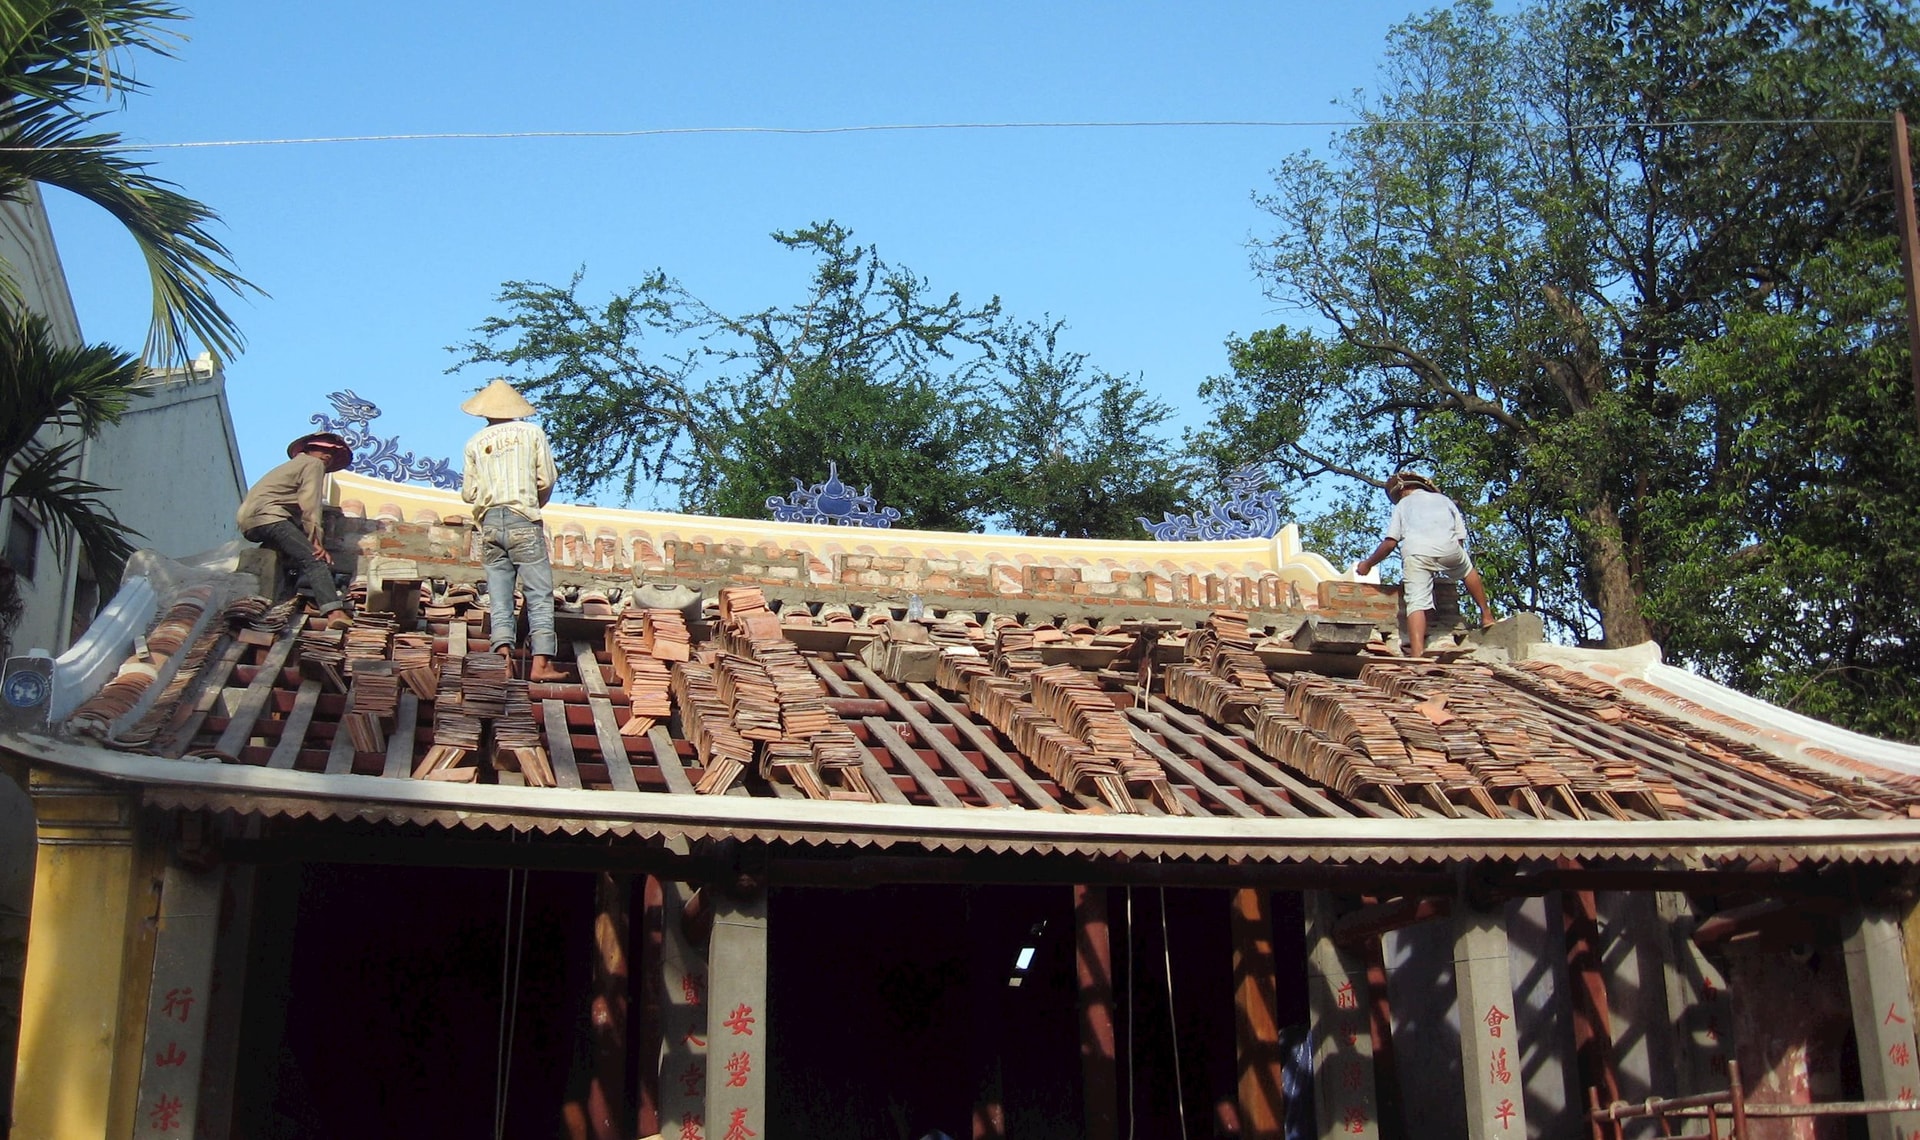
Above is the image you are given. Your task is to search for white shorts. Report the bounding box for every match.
[1403,549,1473,613]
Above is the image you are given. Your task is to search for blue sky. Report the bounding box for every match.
[46,1,1454,508]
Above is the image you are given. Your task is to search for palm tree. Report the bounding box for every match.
[0,2,257,651]
[0,0,255,365]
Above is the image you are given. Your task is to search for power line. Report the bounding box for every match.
[0,116,1895,152]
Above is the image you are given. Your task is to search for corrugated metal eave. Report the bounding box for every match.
[13,729,1920,867]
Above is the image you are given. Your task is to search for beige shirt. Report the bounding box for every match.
[236,453,328,544]
[462,420,556,522]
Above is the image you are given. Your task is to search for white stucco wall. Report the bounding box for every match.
[87,359,249,561]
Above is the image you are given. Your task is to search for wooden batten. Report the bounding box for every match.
[1231,888,1286,1140]
[1074,884,1120,1140]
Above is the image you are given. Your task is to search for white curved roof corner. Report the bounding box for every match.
[1535,640,1920,780]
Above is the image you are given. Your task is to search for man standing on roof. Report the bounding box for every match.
[460,379,567,683]
[1355,470,1496,658]
[236,432,355,630]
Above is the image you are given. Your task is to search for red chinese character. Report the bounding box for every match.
[725,1050,752,1088]
[161,988,195,1023]
[1483,1005,1510,1039]
[678,1111,705,1140]
[1334,980,1358,1010]
[1495,1098,1516,1129]
[684,1032,707,1049]
[722,1107,757,1140]
[1489,1047,1512,1085]
[1891,1042,1912,1069]
[1344,1030,1359,1047]
[681,971,706,1006]
[678,1061,705,1097]
[1341,1060,1366,1092]
[1889,1004,1910,1027]
[722,1004,756,1036]
[1342,1105,1368,1134]
[154,1041,187,1068]
[149,1094,184,1132]
[1705,1016,1720,1043]
[1702,979,1718,1000]
[1899,1086,1917,1104]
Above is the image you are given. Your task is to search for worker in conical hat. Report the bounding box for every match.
[235,431,355,629]
[1355,470,1497,657]
[459,379,565,682]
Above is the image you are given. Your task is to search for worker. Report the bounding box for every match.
[236,431,354,630]
[460,378,566,682]
[1354,470,1496,657]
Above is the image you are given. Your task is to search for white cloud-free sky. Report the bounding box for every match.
[46,1,1458,506]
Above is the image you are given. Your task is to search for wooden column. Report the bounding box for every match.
[1232,888,1285,1140]
[1842,903,1920,1139]
[1305,891,1381,1140]
[1452,906,1526,1139]
[1074,884,1120,1140]
[1655,892,1733,1095]
[12,769,160,1140]
[1561,890,1622,1117]
[572,871,631,1140]
[704,888,769,1139]
[635,875,665,1139]
[129,860,226,1140]
[966,886,1006,1140]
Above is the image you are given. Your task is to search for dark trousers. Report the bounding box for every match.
[244,520,343,614]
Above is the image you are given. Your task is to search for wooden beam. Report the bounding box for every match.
[265,680,322,769]
[634,876,665,1140]
[839,661,1012,808]
[1074,884,1120,1140]
[1232,889,1285,1140]
[580,872,632,1140]
[380,693,419,780]
[862,715,965,808]
[1147,697,1353,818]
[1562,889,1622,1126]
[1333,895,1450,949]
[542,699,585,790]
[213,615,309,758]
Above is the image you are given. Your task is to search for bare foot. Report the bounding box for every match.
[529,656,567,683]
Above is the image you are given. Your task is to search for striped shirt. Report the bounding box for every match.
[461,420,556,522]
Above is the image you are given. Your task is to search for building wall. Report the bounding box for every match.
[85,357,249,562]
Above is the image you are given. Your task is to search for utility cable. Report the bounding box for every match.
[1159,887,1191,1140]
[494,859,530,1140]
[0,116,1897,153]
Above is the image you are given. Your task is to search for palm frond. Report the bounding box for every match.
[0,305,146,467]
[3,438,140,579]
[0,1,255,367]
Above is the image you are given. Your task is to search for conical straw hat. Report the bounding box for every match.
[460,379,536,419]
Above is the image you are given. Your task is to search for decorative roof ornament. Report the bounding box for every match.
[1139,465,1287,541]
[766,462,902,527]
[310,389,459,490]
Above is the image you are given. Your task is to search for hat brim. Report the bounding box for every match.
[287,432,353,471]
[460,379,538,419]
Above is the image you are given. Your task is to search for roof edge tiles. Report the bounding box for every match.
[12,730,1920,867]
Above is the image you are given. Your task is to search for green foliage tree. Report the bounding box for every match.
[987,319,1191,538]
[1202,0,1920,735]
[452,223,1189,537]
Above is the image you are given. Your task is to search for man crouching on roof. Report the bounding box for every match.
[460,379,567,683]
[1354,470,1496,658]
[237,432,355,630]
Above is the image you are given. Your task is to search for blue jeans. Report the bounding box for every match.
[479,508,556,657]
[244,521,343,614]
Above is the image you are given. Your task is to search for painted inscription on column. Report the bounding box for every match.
[1842,907,1920,1136]
[1305,894,1380,1140]
[705,894,769,1140]
[658,880,710,1140]
[1452,909,1528,1140]
[132,867,224,1140]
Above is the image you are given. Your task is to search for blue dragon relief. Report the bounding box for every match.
[1139,465,1288,541]
[310,389,460,490]
[767,461,902,527]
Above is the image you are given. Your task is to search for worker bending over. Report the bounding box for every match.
[1355,470,1495,657]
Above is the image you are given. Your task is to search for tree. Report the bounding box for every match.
[0,2,255,652]
[1213,0,1920,684]
[453,222,1187,537]
[985,319,1192,538]
[0,0,256,365]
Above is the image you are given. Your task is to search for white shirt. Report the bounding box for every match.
[461,420,556,522]
[1383,489,1467,558]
